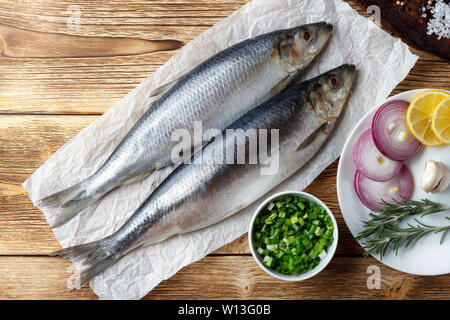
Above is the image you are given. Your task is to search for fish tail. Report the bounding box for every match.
[39,180,97,228]
[50,239,117,291]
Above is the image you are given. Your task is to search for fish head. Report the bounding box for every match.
[278,22,333,73]
[308,64,356,122]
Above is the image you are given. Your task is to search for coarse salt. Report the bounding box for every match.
[425,0,450,40]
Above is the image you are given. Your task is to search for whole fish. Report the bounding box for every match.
[39,22,333,228]
[52,64,356,289]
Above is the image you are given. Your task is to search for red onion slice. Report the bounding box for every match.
[372,100,422,161]
[353,129,403,181]
[354,165,413,212]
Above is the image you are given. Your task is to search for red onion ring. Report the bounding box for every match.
[372,100,422,161]
[353,129,403,181]
[354,165,413,212]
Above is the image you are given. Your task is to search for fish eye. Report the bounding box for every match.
[327,74,339,88]
[301,29,312,42]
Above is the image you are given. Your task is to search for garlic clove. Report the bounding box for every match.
[433,162,450,193]
[421,160,442,193]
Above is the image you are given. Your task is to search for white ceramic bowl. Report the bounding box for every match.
[248,191,338,281]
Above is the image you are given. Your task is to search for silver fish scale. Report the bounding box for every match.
[87,33,288,195]
[42,24,335,233]
[108,77,338,255]
[47,26,343,287]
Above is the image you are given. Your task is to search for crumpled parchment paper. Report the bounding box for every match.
[22,0,418,299]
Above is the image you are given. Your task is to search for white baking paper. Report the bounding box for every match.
[23,0,418,299]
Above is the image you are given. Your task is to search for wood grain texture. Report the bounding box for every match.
[0,0,448,300]
[1,256,449,300]
[0,0,448,114]
[0,24,182,58]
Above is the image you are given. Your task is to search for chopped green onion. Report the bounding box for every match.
[263,256,274,268]
[253,194,334,276]
[314,227,324,236]
[318,250,327,260]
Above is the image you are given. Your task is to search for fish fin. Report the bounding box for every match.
[149,77,180,98]
[39,182,84,208]
[296,123,328,152]
[50,240,117,291]
[39,181,97,228]
[122,169,155,186]
[263,72,301,102]
[285,71,304,87]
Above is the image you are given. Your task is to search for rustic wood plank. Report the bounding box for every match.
[0,24,182,58]
[148,256,450,300]
[0,0,245,32]
[0,115,361,255]
[0,0,447,114]
[0,0,245,114]
[0,53,182,115]
[0,255,448,300]
[0,0,448,300]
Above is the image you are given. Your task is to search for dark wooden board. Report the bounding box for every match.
[355,0,450,60]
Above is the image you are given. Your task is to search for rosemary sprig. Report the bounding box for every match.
[355,198,449,241]
[361,217,450,260]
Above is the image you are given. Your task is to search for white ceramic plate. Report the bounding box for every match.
[248,191,338,281]
[337,89,450,275]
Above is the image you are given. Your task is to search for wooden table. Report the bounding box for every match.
[0,0,449,300]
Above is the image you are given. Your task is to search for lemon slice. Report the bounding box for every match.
[406,90,449,147]
[432,97,450,145]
